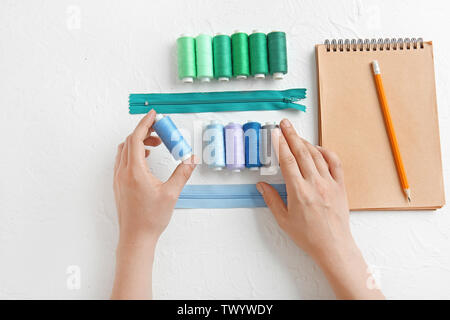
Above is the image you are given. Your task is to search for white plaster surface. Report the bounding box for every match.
[1,0,450,299]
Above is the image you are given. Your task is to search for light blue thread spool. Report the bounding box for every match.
[225,122,245,172]
[153,114,192,161]
[203,120,226,170]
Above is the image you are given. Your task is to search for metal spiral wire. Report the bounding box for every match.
[324,38,424,52]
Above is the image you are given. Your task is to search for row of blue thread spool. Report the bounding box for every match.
[204,120,279,172]
[152,115,279,172]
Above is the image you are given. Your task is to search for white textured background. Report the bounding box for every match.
[1,0,449,299]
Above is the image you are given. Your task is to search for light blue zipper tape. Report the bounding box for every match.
[129,89,306,114]
[176,184,287,208]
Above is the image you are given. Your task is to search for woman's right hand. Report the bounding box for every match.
[256,119,384,300]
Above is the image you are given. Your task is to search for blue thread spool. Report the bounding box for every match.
[203,120,226,171]
[243,121,262,170]
[153,114,192,161]
[225,122,245,172]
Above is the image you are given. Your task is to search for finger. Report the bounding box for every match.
[128,110,157,165]
[303,140,332,179]
[256,182,287,221]
[145,150,150,158]
[133,109,157,140]
[317,146,344,183]
[120,137,129,168]
[280,119,318,179]
[272,127,303,184]
[143,135,162,147]
[163,155,197,196]
[114,142,124,173]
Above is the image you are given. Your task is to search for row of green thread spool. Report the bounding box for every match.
[177,31,287,83]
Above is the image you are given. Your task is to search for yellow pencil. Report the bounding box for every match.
[372,60,411,202]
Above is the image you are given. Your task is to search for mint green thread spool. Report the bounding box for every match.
[213,33,232,82]
[177,34,196,83]
[195,34,214,82]
[249,31,268,79]
[268,31,288,80]
[231,31,250,79]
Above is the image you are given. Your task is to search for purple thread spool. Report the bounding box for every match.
[225,122,245,172]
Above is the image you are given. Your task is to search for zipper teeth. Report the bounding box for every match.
[179,194,287,199]
[130,98,299,106]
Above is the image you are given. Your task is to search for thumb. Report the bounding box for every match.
[164,156,197,195]
[256,182,287,219]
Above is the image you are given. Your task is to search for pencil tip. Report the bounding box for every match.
[404,188,411,203]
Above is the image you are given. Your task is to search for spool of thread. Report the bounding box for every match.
[243,121,261,170]
[203,120,226,170]
[260,122,279,169]
[177,35,196,83]
[267,31,288,79]
[153,114,192,161]
[195,34,214,82]
[225,122,245,172]
[249,31,269,79]
[213,34,233,81]
[231,31,250,79]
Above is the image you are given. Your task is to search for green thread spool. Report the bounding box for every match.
[195,34,214,82]
[231,31,250,79]
[177,34,196,83]
[268,31,288,80]
[249,31,268,79]
[213,33,232,81]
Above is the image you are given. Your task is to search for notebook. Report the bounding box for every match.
[316,38,445,210]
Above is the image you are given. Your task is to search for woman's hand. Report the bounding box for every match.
[257,119,384,300]
[111,110,196,299]
[113,109,196,245]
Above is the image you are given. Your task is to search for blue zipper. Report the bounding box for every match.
[176,184,287,208]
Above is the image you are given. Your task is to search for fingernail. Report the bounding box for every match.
[281,119,291,128]
[256,183,264,195]
[190,157,197,168]
[193,154,199,165]
[183,155,197,168]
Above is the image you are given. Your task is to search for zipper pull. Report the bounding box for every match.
[283,97,296,103]
[284,96,304,103]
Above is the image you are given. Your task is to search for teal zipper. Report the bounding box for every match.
[129,89,306,114]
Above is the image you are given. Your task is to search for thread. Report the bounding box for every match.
[177,35,196,83]
[260,122,279,172]
[153,114,192,161]
[267,31,288,79]
[213,34,233,81]
[243,121,261,170]
[203,120,226,170]
[225,122,245,172]
[231,31,250,79]
[249,31,268,79]
[195,34,214,82]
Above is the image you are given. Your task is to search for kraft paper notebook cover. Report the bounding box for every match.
[316,38,445,210]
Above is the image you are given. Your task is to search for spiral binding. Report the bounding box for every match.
[324,38,424,52]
